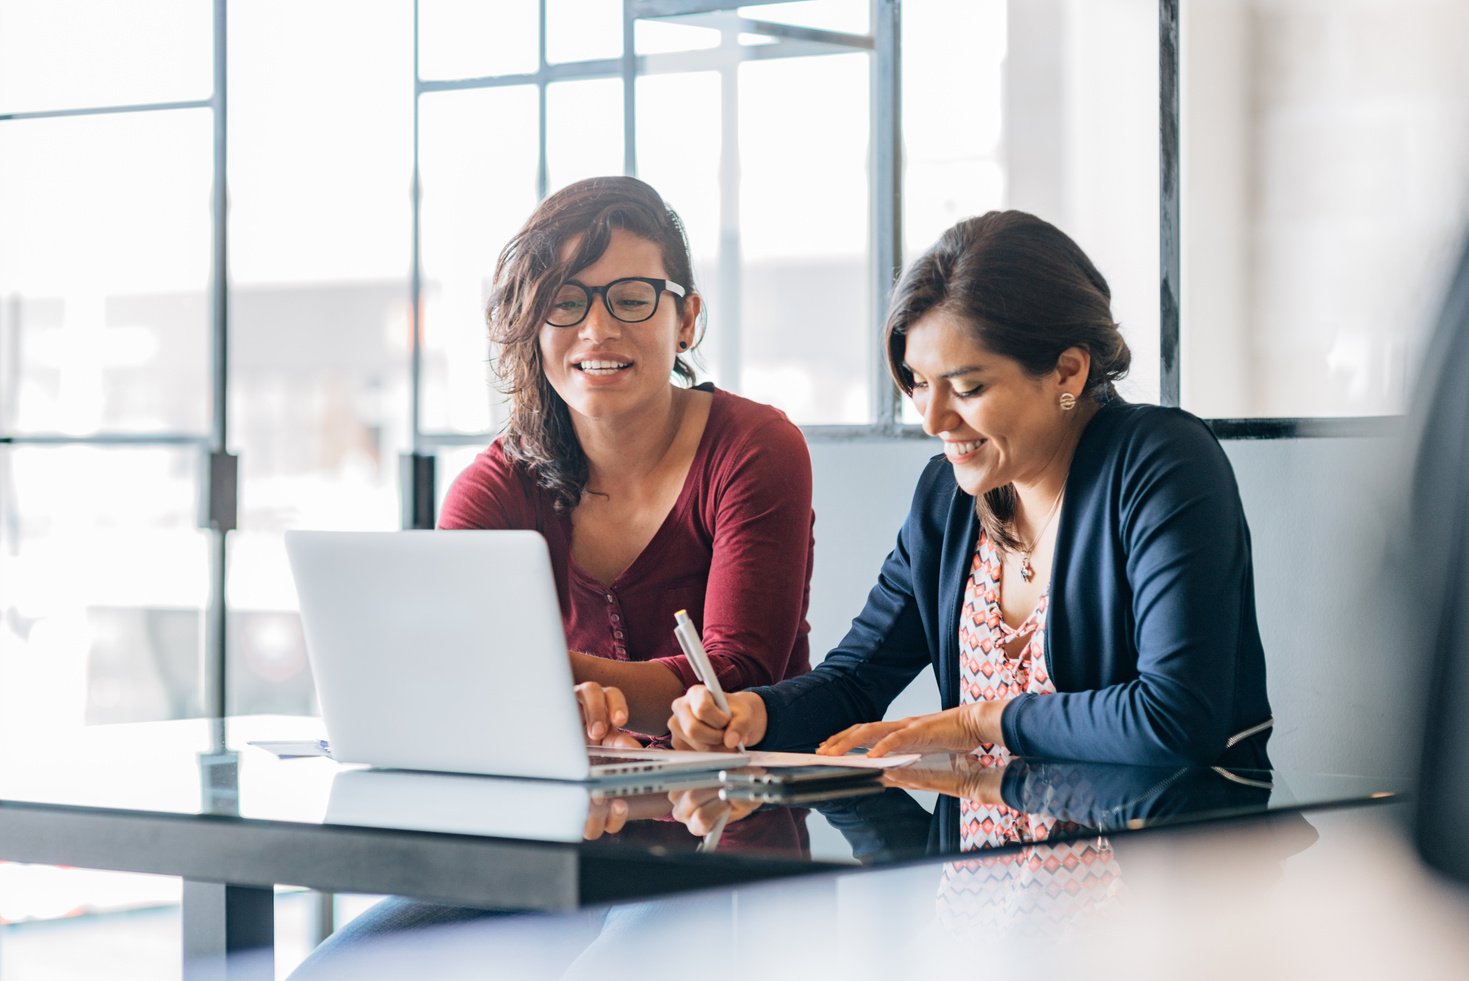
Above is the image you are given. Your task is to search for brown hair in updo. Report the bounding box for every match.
[882,210,1131,551]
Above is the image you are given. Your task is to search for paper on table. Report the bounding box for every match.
[248,739,333,759]
[742,750,919,769]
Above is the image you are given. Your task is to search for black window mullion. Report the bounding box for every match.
[403,0,435,531]
[203,0,233,722]
[622,0,637,177]
[1159,0,1181,408]
[871,0,901,429]
[536,0,550,199]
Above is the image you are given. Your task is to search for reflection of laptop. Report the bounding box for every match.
[284,530,744,782]
[324,768,716,843]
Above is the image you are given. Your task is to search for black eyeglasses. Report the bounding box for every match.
[546,276,687,328]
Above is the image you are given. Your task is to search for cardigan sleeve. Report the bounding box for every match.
[750,461,943,751]
[1000,411,1259,765]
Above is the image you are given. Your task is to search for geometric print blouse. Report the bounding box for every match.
[939,533,1123,936]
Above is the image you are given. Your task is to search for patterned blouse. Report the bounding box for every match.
[937,532,1122,936]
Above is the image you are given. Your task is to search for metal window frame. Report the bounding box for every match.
[403,0,900,498]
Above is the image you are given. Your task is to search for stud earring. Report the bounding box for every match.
[678,341,689,351]
[1059,392,1077,411]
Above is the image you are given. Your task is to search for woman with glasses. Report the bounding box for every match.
[290,179,813,975]
[666,210,1273,770]
[439,176,815,744]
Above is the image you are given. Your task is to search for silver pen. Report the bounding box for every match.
[673,610,745,752]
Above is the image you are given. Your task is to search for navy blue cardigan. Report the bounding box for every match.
[752,401,1273,769]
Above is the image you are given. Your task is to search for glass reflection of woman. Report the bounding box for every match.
[669,210,1273,768]
[439,176,815,742]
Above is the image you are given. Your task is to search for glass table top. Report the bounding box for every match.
[0,715,1400,868]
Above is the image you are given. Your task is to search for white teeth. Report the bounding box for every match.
[577,360,630,374]
[945,440,982,458]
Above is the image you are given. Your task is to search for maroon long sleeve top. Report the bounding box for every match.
[438,388,814,692]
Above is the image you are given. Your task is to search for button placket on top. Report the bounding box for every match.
[605,590,628,659]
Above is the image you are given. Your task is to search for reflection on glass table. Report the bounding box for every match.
[0,715,1403,980]
[0,716,1398,868]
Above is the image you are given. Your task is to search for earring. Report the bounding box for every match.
[1059,392,1077,411]
[678,341,689,351]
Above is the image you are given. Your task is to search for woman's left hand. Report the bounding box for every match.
[881,755,1007,803]
[816,701,1008,758]
[574,681,643,748]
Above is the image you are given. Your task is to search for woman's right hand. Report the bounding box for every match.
[667,785,763,836]
[668,687,767,752]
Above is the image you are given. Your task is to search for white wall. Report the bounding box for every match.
[806,431,1405,779]
[1181,0,1469,417]
[806,439,942,721]
[1004,0,1162,405]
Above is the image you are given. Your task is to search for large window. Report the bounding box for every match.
[415,0,891,443]
[0,2,216,733]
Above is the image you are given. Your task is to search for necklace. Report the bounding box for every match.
[1016,487,1065,583]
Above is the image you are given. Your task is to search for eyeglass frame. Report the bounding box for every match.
[545,276,688,328]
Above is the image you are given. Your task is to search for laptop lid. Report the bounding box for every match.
[286,529,596,780]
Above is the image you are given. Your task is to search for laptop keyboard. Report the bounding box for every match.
[588,753,659,767]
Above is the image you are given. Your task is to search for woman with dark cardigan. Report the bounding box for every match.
[668,210,1273,768]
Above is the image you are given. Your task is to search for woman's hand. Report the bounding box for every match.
[881,754,1008,804]
[574,681,642,748]
[668,688,767,752]
[667,786,763,837]
[583,790,676,840]
[582,797,629,840]
[816,701,1008,758]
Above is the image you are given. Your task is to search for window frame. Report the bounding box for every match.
[0,0,232,720]
[405,0,902,469]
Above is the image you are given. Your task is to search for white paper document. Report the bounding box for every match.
[742,750,919,769]
[248,739,333,759]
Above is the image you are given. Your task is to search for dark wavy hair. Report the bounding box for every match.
[883,210,1132,551]
[488,176,700,511]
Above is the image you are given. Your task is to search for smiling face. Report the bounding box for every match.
[903,308,1087,497]
[538,227,699,424]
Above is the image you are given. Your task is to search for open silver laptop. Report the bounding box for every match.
[284,530,744,782]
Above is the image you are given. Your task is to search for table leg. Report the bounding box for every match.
[310,890,337,946]
[181,881,274,981]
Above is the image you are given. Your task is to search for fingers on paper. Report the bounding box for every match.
[817,720,901,757]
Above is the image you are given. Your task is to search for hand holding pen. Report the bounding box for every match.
[669,610,768,752]
[673,610,746,753]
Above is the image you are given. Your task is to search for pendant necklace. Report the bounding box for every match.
[1017,487,1065,583]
